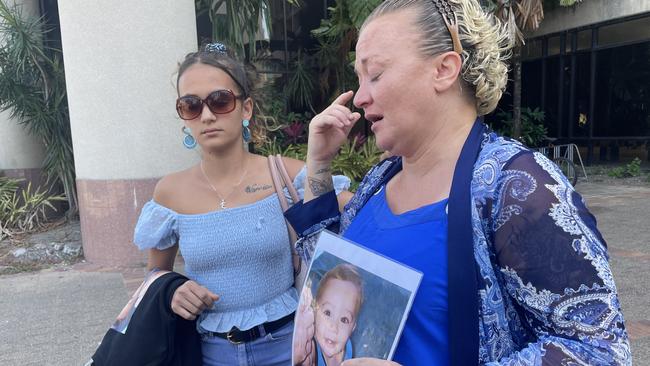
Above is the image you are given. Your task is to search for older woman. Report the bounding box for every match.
[287,0,631,365]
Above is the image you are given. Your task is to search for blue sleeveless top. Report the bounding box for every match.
[344,185,449,365]
[133,166,350,333]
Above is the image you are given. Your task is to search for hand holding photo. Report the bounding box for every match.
[292,231,422,366]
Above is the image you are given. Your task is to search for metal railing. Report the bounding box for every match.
[536,143,588,180]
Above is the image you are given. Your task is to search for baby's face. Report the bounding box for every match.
[314,279,359,359]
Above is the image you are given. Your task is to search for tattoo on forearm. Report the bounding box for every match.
[245,184,273,194]
[314,167,331,174]
[308,177,334,196]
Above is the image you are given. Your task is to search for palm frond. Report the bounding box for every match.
[0,2,77,213]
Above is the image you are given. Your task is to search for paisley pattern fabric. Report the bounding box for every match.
[293,129,631,365]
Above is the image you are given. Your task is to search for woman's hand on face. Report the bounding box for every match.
[171,280,219,320]
[341,358,401,366]
[293,286,316,364]
[307,91,361,164]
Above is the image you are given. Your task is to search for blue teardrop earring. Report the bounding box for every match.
[242,119,251,143]
[182,126,196,149]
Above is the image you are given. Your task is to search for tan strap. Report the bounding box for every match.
[274,154,300,204]
[267,155,299,247]
[267,156,289,211]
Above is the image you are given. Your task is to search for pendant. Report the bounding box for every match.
[220,199,226,209]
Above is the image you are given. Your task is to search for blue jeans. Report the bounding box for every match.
[201,320,293,366]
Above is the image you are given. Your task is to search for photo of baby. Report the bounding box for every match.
[312,264,363,366]
[292,231,422,366]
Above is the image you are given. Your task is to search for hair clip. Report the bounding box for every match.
[431,0,463,54]
[204,42,228,55]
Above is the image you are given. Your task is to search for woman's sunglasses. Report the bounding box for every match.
[176,89,243,120]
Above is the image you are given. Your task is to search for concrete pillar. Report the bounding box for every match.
[58,0,198,266]
[0,0,46,186]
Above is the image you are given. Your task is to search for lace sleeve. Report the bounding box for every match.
[488,151,630,365]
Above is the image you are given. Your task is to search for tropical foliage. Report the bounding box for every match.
[0,2,76,213]
[310,0,382,99]
[256,135,383,191]
[0,175,66,240]
[495,107,547,147]
[195,0,301,60]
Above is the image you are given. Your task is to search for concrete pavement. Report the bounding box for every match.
[0,181,648,365]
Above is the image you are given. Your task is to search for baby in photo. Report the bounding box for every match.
[296,263,364,366]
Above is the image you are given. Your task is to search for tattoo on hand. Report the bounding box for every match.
[308,177,333,196]
[245,184,273,193]
[314,167,331,175]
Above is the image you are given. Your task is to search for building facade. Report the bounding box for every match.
[511,0,650,163]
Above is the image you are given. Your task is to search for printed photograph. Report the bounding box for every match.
[292,231,422,366]
[111,270,169,334]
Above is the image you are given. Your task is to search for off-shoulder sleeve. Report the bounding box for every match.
[133,200,179,251]
[290,165,351,202]
[487,151,630,365]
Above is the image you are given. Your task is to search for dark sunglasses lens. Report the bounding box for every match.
[206,90,236,114]
[177,97,202,119]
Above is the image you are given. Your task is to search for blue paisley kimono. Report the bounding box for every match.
[285,122,631,365]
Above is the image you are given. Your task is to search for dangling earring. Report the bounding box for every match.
[182,126,196,149]
[242,119,251,143]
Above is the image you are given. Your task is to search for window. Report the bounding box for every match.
[599,16,650,47]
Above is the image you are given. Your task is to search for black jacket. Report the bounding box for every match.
[91,272,202,366]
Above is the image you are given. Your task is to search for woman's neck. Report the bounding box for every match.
[201,144,251,179]
[401,112,476,180]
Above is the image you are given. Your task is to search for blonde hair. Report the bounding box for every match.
[316,264,364,317]
[362,0,511,115]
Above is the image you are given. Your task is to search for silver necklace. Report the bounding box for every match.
[199,159,248,209]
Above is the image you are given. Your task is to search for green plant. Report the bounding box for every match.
[311,0,381,101]
[195,0,300,60]
[331,136,382,191]
[0,176,66,240]
[255,138,307,160]
[285,50,316,112]
[0,3,76,213]
[608,158,642,178]
[495,107,547,147]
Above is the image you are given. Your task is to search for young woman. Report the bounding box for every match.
[133,43,351,366]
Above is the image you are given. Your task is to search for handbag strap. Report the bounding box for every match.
[267,155,299,244]
[275,154,300,204]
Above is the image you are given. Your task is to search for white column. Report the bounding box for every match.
[58,0,198,265]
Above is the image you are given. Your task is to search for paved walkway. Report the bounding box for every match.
[577,182,650,363]
[0,182,648,365]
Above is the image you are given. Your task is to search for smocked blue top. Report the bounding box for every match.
[133,166,350,333]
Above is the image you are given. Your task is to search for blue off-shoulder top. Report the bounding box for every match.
[133,166,350,333]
